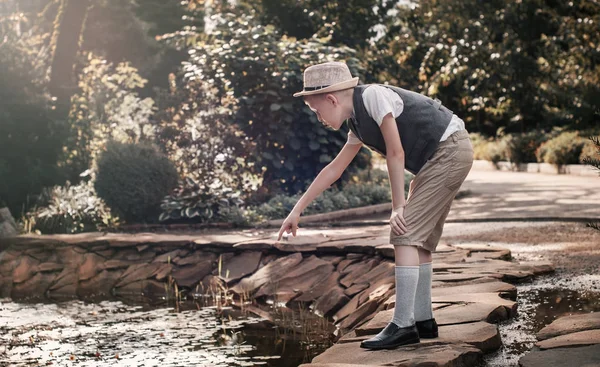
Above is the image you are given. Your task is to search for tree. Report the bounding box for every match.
[48,0,92,108]
[0,3,67,215]
[371,0,600,136]
[583,136,600,231]
[172,10,371,197]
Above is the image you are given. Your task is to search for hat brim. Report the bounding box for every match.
[293,77,359,97]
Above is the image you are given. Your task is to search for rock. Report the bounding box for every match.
[313,286,350,318]
[334,293,360,323]
[337,298,380,332]
[349,321,501,353]
[375,244,394,259]
[435,303,510,325]
[273,233,330,252]
[433,273,489,282]
[173,251,216,266]
[49,267,78,291]
[537,313,600,340]
[360,302,509,336]
[12,256,40,284]
[153,249,187,263]
[38,262,64,272]
[316,237,384,254]
[217,251,262,283]
[337,258,361,273]
[54,247,85,267]
[294,271,341,303]
[536,330,600,350]
[310,341,482,366]
[434,321,501,353]
[320,255,345,266]
[354,262,395,288]
[113,279,166,298]
[431,292,517,311]
[78,253,106,281]
[230,253,303,294]
[0,207,18,238]
[79,269,124,297]
[344,283,369,297]
[518,344,600,367]
[171,260,214,288]
[356,277,395,306]
[154,263,172,281]
[11,272,55,299]
[116,263,165,287]
[339,259,380,288]
[254,255,334,300]
[104,259,136,270]
[431,281,516,298]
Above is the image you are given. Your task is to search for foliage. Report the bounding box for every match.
[472,137,507,163]
[95,141,179,224]
[580,136,600,166]
[503,131,552,164]
[23,179,119,234]
[170,9,370,196]
[254,168,409,220]
[159,176,244,224]
[0,3,68,215]
[153,70,258,223]
[239,0,395,49]
[372,0,600,136]
[63,55,156,182]
[535,131,588,165]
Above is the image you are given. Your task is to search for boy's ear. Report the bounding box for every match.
[325,93,338,106]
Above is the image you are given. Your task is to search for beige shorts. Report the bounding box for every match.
[390,129,473,252]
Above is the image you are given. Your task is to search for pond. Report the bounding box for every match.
[0,297,336,367]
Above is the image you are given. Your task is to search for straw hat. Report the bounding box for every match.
[293,62,359,97]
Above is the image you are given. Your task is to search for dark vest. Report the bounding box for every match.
[348,84,453,175]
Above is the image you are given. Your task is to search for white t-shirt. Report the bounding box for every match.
[346,85,465,145]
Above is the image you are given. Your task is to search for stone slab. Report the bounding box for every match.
[518,344,600,367]
[537,312,600,341]
[536,329,600,350]
[311,341,482,366]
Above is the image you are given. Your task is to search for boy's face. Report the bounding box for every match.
[303,94,345,131]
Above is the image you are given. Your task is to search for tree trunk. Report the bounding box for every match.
[48,0,91,109]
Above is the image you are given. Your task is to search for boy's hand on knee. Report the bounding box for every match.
[390,207,408,236]
[277,212,300,241]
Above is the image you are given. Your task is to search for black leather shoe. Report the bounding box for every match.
[416,318,438,338]
[360,323,420,350]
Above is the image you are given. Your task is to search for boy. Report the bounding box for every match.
[277,61,473,349]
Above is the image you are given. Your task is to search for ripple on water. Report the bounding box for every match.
[0,299,332,366]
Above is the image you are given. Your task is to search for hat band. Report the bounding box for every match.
[304,85,330,91]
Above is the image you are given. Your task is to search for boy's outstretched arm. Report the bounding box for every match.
[277,142,363,241]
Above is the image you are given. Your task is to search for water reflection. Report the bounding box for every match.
[0,298,334,367]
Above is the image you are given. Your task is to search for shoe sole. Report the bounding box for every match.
[418,332,439,338]
[360,337,421,350]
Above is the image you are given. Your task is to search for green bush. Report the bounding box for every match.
[95,141,179,223]
[503,131,551,164]
[473,138,507,163]
[23,180,119,234]
[159,176,244,224]
[580,136,600,164]
[253,169,406,220]
[535,131,587,165]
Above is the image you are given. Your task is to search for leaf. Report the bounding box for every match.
[270,103,281,111]
[309,141,320,151]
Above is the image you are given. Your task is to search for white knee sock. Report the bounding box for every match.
[414,262,434,321]
[391,266,419,328]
